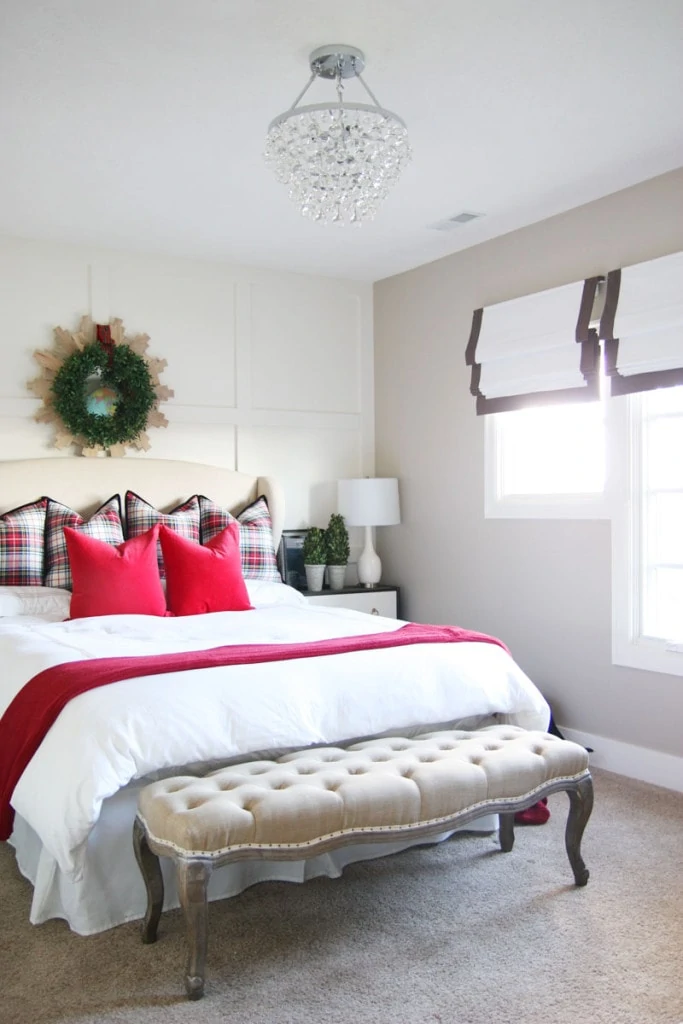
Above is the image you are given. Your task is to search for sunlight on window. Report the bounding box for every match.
[643,568,683,641]
[645,418,683,490]
[641,386,683,642]
[646,493,683,564]
[496,402,605,496]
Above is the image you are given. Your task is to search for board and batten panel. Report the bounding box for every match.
[237,425,361,529]
[0,238,90,400]
[0,408,74,461]
[107,256,237,409]
[0,236,373,502]
[0,406,237,467]
[248,281,362,414]
[125,424,236,470]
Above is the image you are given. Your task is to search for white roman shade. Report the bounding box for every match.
[599,250,683,396]
[464,276,602,415]
[466,277,600,414]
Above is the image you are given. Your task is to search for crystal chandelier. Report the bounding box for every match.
[265,45,411,225]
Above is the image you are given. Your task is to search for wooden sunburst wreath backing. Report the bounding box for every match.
[29,316,174,457]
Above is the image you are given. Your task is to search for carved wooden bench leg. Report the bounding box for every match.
[177,859,213,1000]
[133,817,164,944]
[498,812,515,852]
[565,775,593,887]
[499,776,594,888]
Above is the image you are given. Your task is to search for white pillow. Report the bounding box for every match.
[245,580,307,608]
[0,585,71,619]
[0,582,304,618]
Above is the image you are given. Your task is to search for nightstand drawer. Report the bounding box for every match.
[304,587,398,618]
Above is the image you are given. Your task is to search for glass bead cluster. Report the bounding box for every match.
[265,107,411,224]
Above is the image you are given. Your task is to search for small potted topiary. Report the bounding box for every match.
[302,526,327,592]
[325,513,349,591]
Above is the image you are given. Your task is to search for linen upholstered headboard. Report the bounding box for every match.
[0,458,285,547]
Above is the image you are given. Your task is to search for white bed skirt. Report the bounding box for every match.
[10,781,497,936]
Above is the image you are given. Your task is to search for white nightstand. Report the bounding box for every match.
[302,585,399,618]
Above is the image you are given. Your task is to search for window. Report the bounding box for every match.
[612,385,683,676]
[640,387,683,641]
[476,248,683,675]
[485,394,610,519]
[487,385,683,676]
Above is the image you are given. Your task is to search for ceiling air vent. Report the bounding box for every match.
[429,211,484,231]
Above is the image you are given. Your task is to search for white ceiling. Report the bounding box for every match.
[1,0,682,282]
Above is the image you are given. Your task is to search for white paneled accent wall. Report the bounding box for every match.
[108,259,238,410]
[249,281,361,414]
[0,236,373,529]
[238,426,361,528]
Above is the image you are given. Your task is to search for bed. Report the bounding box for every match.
[0,458,550,936]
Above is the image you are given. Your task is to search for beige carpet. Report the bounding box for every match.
[1,768,681,1024]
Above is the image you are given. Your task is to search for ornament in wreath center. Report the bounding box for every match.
[29,316,174,456]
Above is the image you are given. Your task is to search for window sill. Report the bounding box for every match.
[612,636,683,678]
[485,493,612,520]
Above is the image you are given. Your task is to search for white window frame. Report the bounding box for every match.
[484,407,614,520]
[612,393,683,677]
[486,393,683,677]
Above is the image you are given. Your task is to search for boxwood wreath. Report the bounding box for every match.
[29,316,174,456]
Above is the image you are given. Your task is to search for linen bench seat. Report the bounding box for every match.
[133,724,593,999]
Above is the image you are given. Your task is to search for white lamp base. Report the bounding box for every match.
[358,525,382,588]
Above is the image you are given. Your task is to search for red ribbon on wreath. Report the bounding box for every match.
[96,324,115,367]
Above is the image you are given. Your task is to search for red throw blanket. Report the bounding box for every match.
[0,622,506,840]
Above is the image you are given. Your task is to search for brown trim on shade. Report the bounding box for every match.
[474,375,600,415]
[579,329,601,380]
[465,281,601,416]
[576,277,602,343]
[604,337,619,376]
[465,307,483,394]
[608,364,683,396]
[599,269,620,342]
[601,267,683,396]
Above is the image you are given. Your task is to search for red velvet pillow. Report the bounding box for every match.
[64,525,167,619]
[159,522,253,616]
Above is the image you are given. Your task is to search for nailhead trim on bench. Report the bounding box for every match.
[137,771,589,860]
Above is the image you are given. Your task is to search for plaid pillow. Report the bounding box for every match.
[0,498,48,586]
[199,495,281,582]
[45,495,124,590]
[125,491,200,579]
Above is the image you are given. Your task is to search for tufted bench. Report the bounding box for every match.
[133,724,593,999]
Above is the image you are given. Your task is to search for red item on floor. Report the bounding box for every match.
[514,797,550,825]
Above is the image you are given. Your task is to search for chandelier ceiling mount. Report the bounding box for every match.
[308,44,366,80]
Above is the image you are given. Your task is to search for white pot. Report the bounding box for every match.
[327,565,347,591]
[304,564,326,592]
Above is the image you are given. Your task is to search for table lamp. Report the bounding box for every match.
[337,478,400,588]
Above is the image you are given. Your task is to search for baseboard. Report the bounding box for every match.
[558,726,683,794]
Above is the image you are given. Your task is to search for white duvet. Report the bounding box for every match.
[0,582,549,881]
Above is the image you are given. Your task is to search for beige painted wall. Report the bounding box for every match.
[374,168,683,758]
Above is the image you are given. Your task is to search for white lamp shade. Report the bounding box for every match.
[337,478,400,527]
